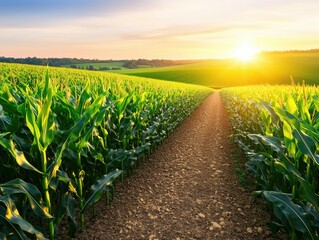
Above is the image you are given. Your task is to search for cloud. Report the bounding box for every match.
[1,0,319,59]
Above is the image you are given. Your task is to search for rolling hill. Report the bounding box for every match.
[115,52,319,87]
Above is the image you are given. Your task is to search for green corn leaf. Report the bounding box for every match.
[48,97,104,181]
[17,102,26,115]
[116,94,132,122]
[0,179,53,219]
[0,97,19,115]
[0,232,6,239]
[277,153,301,178]
[292,129,319,166]
[81,170,122,213]
[94,105,108,126]
[68,94,105,142]
[137,92,147,109]
[0,132,10,138]
[246,153,270,189]
[9,140,43,174]
[0,195,47,239]
[26,103,44,152]
[42,70,50,100]
[0,205,29,240]
[68,118,86,142]
[298,178,319,211]
[48,97,105,181]
[259,99,280,125]
[275,154,319,210]
[55,170,73,184]
[307,205,319,229]
[56,93,79,120]
[274,161,294,183]
[38,84,55,148]
[286,141,297,158]
[275,108,300,130]
[283,121,293,140]
[48,140,68,182]
[55,188,78,237]
[76,125,95,149]
[249,134,284,153]
[78,84,92,111]
[0,105,12,131]
[300,121,319,141]
[0,138,42,174]
[262,191,317,239]
[65,193,77,237]
[285,95,298,115]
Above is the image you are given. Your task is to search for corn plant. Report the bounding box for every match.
[222,85,319,239]
[0,62,212,239]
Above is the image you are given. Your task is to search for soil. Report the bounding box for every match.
[61,92,288,240]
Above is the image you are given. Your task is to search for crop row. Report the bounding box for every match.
[0,63,212,239]
[222,84,319,240]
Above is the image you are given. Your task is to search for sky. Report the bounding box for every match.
[1,0,319,59]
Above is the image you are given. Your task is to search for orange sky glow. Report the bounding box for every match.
[1,0,319,59]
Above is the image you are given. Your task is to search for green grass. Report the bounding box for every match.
[115,52,319,87]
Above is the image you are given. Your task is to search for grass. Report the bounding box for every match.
[115,52,319,87]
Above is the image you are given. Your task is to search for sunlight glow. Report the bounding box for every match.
[233,41,260,62]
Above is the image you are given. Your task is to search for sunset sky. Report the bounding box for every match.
[1,0,319,59]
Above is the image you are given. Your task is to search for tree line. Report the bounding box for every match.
[0,57,200,68]
[0,57,115,67]
[262,49,319,55]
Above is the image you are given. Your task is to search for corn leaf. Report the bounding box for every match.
[0,179,53,219]
[292,129,319,166]
[38,86,55,148]
[81,170,122,213]
[262,191,317,240]
[0,206,29,240]
[275,108,300,130]
[0,137,42,174]
[298,178,319,211]
[0,195,47,240]
[26,103,44,152]
[249,134,284,153]
[55,188,77,237]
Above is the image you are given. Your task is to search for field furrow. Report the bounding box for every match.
[69,93,286,240]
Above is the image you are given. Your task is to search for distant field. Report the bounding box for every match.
[115,52,319,87]
[64,61,128,70]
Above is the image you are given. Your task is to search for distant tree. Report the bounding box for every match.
[99,67,110,70]
[88,65,94,71]
[70,64,77,69]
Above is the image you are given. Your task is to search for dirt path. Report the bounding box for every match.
[71,93,285,240]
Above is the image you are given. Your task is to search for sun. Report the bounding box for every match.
[233,41,259,62]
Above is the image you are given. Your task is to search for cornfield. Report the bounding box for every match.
[0,63,212,239]
[222,84,319,240]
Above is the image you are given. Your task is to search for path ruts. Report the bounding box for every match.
[69,93,286,240]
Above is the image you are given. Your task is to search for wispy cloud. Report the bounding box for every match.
[1,0,319,59]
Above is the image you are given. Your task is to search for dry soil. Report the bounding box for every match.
[65,93,287,240]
